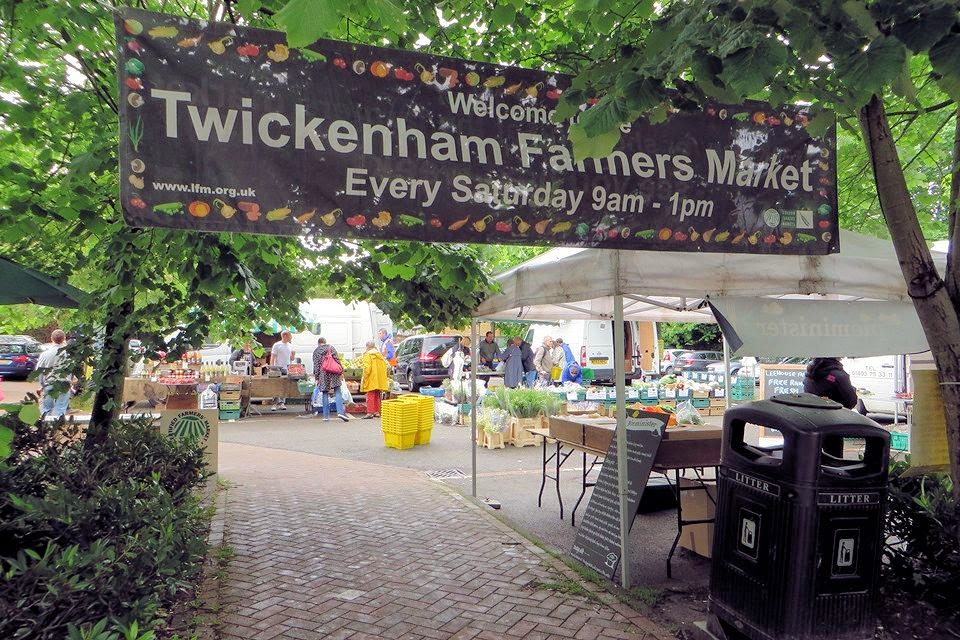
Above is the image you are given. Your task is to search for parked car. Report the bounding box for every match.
[706,356,783,380]
[660,348,687,374]
[673,350,724,374]
[0,337,42,380]
[395,334,459,391]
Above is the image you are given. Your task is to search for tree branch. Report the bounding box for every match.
[886,99,956,118]
[946,107,960,304]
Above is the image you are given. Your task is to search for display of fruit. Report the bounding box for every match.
[125,59,145,76]
[213,198,236,219]
[187,201,210,217]
[148,25,179,38]
[372,210,392,228]
[320,208,341,226]
[346,214,366,226]
[439,67,459,87]
[266,206,291,221]
[295,208,316,224]
[124,19,144,35]
[267,44,289,62]
[473,215,493,232]
[448,215,470,230]
[237,201,261,221]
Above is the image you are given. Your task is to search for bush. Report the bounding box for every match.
[882,461,959,625]
[0,413,209,639]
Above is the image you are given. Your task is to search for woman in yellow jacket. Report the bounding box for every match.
[361,340,390,418]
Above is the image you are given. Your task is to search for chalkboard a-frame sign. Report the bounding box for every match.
[758,363,807,399]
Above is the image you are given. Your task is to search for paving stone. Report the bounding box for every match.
[213,443,661,639]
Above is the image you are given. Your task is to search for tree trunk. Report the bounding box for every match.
[859,95,960,502]
[85,294,133,448]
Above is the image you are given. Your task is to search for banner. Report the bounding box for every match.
[115,9,839,254]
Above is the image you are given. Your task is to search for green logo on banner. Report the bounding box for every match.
[168,411,211,443]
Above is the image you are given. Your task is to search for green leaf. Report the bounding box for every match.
[577,96,629,137]
[367,0,407,32]
[929,33,960,101]
[891,62,919,105]
[235,0,261,18]
[840,1,879,37]
[491,3,515,27]
[568,122,621,162]
[0,426,12,461]
[890,4,958,52]
[835,35,908,105]
[18,402,40,425]
[275,0,341,48]
[619,76,665,113]
[804,109,836,139]
[718,41,786,97]
[552,89,585,123]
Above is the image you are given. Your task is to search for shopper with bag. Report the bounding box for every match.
[311,337,349,422]
[361,340,390,419]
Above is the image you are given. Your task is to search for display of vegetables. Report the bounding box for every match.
[483,387,562,418]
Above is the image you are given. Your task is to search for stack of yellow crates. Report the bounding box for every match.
[380,399,419,449]
[400,395,435,445]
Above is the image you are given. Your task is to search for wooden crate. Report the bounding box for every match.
[509,417,544,447]
[478,429,506,450]
[709,406,725,416]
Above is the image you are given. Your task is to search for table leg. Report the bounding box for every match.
[572,452,601,527]
[666,469,682,579]
[556,440,564,521]
[538,435,548,508]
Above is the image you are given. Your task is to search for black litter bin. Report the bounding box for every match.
[708,393,890,640]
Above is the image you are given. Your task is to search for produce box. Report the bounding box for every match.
[679,479,717,559]
[548,415,615,452]
[659,388,678,399]
[710,397,726,407]
[509,416,545,447]
[691,390,710,399]
[219,390,242,401]
[691,398,711,409]
[891,432,909,451]
[165,393,198,411]
[218,400,241,411]
[709,407,725,416]
[219,409,241,421]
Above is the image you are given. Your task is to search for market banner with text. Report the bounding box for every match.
[115,8,839,254]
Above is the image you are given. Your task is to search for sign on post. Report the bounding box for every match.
[758,364,808,399]
[570,409,668,579]
[115,9,838,254]
[158,409,219,472]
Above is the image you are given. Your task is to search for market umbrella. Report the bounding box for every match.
[0,257,87,308]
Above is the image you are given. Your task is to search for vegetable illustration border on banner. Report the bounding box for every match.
[115,8,839,254]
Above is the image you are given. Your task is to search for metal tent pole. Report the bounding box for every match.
[613,291,632,589]
[470,319,478,498]
[723,334,731,410]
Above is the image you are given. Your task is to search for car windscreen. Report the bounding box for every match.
[423,337,457,357]
[0,344,26,354]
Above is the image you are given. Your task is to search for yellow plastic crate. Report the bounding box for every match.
[399,395,434,430]
[382,429,416,449]
[414,427,432,446]
[381,399,419,434]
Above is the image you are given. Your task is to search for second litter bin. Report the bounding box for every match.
[708,393,890,640]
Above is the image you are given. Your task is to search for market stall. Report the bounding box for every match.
[471,229,946,587]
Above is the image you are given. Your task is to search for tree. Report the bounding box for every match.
[0,0,494,431]
[541,0,960,499]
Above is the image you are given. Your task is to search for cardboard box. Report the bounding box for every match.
[165,392,198,411]
[679,479,717,558]
[548,415,615,453]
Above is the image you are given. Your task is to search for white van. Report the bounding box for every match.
[524,320,658,383]
[843,354,908,414]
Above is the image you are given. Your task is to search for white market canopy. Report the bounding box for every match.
[474,230,946,356]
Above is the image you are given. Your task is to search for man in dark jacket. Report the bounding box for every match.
[519,339,536,387]
[803,358,858,409]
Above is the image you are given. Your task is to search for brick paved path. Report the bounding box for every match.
[214,443,672,640]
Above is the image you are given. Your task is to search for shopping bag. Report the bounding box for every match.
[340,378,353,403]
[311,386,323,408]
[322,350,343,374]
